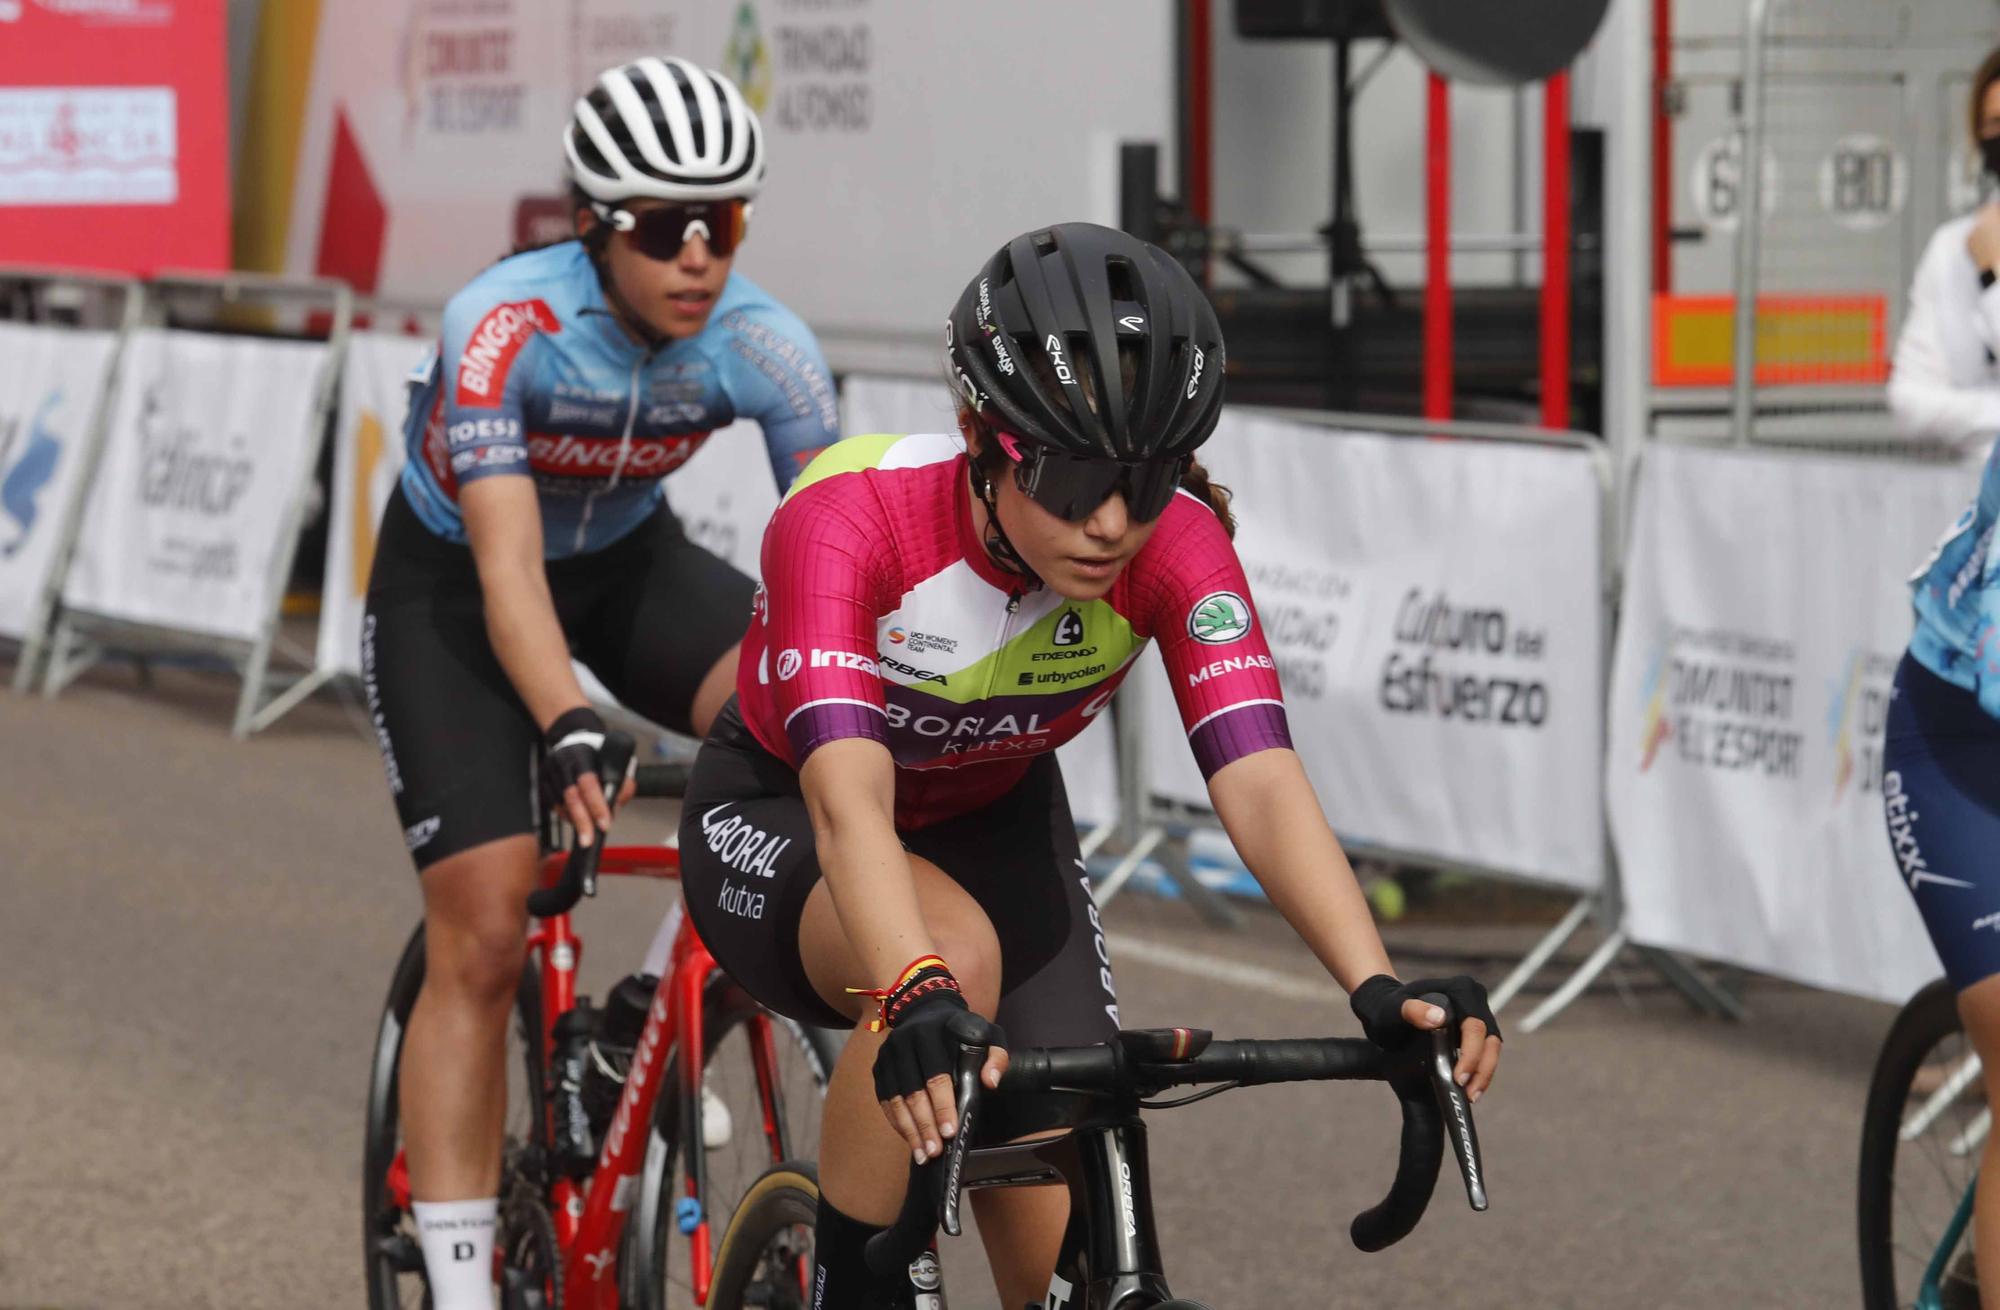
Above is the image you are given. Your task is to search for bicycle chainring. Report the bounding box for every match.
[499,1190,563,1310]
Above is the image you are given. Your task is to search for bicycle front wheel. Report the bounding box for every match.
[706,1163,820,1310]
[1859,977,1984,1310]
[362,923,548,1310]
[626,975,840,1310]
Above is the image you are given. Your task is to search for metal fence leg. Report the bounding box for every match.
[1489,895,1596,1015]
[244,666,338,735]
[1520,927,1629,1034]
[1154,833,1241,929]
[1093,827,1165,909]
[1637,946,1746,1020]
[1078,823,1114,861]
[41,617,98,698]
[11,634,42,694]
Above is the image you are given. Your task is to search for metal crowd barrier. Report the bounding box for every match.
[1085,406,1736,1032]
[0,267,147,697]
[37,271,352,738]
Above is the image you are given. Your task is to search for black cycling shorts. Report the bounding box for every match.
[679,697,1123,1048]
[364,485,754,872]
[1883,653,2000,991]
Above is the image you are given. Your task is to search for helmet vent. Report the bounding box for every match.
[1104,256,1138,306]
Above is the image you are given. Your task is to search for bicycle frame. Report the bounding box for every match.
[532,844,791,1309]
[384,841,795,1309]
[942,1106,1179,1309]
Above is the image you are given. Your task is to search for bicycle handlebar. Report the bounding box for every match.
[525,732,638,919]
[863,999,1489,1279]
[632,760,691,799]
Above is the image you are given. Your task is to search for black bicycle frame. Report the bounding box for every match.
[935,1104,1177,1309]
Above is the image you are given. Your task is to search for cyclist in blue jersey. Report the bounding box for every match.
[362,56,837,1310]
[1884,54,2000,1304]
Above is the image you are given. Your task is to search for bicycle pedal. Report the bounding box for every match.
[675,1195,703,1235]
[373,1231,424,1274]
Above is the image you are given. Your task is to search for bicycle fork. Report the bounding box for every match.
[1919,1174,1978,1310]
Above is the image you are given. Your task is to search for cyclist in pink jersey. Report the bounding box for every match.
[678,223,1502,1307]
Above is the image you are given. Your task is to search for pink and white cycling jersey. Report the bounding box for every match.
[737,431,1292,828]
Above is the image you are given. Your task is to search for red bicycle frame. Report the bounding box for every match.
[388,842,796,1308]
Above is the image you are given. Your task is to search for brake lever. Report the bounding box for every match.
[939,1039,986,1238]
[580,733,637,901]
[1418,992,1489,1212]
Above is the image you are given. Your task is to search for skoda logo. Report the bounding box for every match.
[1187,591,1253,645]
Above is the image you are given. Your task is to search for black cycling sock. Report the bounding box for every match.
[811,1195,913,1309]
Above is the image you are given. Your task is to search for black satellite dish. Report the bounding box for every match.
[1383,0,1611,85]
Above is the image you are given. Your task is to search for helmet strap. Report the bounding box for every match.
[585,243,669,351]
[968,457,1041,586]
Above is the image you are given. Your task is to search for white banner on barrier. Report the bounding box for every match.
[1606,443,1980,1004]
[1134,414,1606,891]
[320,331,428,676]
[841,374,961,442]
[663,420,782,583]
[64,330,329,644]
[840,373,1117,831]
[0,323,117,640]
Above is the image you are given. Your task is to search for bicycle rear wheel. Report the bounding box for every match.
[363,923,548,1310]
[626,975,840,1310]
[1859,978,1984,1310]
[705,1163,819,1310]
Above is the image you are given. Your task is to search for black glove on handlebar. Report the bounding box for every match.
[540,706,612,807]
[872,991,1007,1103]
[1349,974,1501,1053]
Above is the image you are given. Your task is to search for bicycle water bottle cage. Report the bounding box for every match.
[1118,1027,1213,1063]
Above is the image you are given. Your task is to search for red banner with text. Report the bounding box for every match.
[0,0,229,275]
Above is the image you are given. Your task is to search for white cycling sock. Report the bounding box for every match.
[413,1197,498,1310]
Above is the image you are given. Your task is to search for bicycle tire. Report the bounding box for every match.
[363,923,548,1310]
[625,976,841,1310]
[1858,977,1980,1310]
[704,1163,820,1310]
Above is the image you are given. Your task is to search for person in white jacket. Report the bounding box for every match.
[1890,47,2000,451]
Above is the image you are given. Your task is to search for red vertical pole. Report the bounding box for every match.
[1186,0,1213,227]
[1425,72,1453,422]
[1541,70,1572,430]
[1652,0,1673,297]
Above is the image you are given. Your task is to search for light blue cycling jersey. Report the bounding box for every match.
[1910,440,2000,716]
[399,241,839,558]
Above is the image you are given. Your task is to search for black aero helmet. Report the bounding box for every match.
[945,223,1225,463]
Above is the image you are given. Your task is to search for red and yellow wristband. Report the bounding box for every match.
[847,953,958,1032]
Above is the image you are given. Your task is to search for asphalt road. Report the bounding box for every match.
[0,661,1899,1308]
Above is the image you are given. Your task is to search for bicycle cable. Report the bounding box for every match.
[1138,1081,1243,1111]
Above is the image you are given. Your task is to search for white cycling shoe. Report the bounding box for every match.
[701,1076,733,1150]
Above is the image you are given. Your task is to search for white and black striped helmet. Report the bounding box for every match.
[564,57,765,204]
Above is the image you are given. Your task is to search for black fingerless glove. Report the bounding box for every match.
[1349,974,1501,1052]
[539,706,610,805]
[859,957,1007,1103]
[872,992,1008,1102]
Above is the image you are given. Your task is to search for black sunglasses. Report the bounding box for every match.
[996,431,1188,524]
[593,199,750,260]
